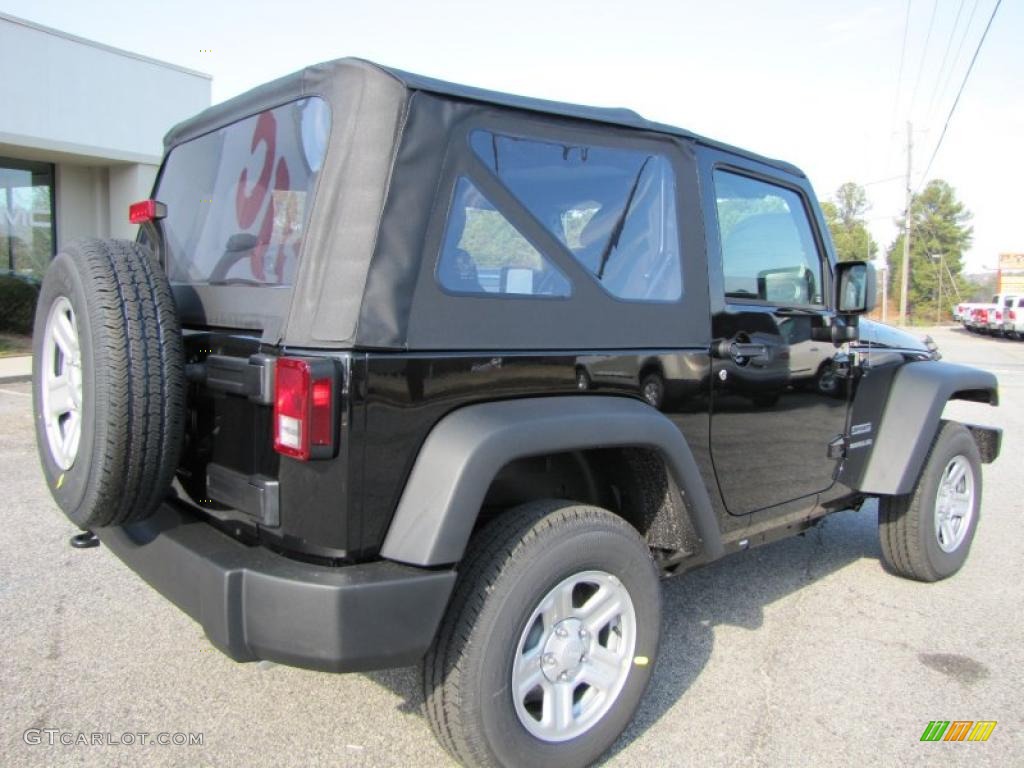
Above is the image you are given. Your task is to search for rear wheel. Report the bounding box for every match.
[878,421,982,582]
[32,239,185,529]
[424,500,660,767]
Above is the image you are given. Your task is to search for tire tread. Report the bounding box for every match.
[423,501,651,767]
[34,238,184,528]
[878,420,979,582]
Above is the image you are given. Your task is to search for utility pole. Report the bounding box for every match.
[898,121,913,326]
[943,259,962,302]
[881,265,889,323]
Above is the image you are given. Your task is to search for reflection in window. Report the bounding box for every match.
[0,158,55,279]
[713,171,823,305]
[471,131,681,301]
[437,177,571,297]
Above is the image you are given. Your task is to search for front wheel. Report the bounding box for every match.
[878,421,982,582]
[640,373,664,409]
[424,501,661,767]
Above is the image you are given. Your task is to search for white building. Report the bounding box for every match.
[0,12,211,277]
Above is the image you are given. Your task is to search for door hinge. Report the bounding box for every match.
[186,353,275,404]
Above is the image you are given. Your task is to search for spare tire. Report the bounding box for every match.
[32,239,185,529]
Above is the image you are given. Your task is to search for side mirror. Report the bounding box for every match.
[835,261,877,315]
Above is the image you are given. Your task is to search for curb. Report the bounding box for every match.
[0,354,33,385]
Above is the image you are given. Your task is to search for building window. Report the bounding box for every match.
[0,157,56,279]
[470,130,682,302]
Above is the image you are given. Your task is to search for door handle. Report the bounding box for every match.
[714,340,771,365]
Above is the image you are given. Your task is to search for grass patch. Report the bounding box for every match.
[0,333,32,358]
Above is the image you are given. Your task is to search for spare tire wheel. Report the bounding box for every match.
[32,239,185,529]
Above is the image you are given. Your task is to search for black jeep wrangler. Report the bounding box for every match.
[32,59,1001,767]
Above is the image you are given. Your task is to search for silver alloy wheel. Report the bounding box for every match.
[41,296,83,470]
[817,371,837,394]
[642,379,661,406]
[511,570,637,742]
[934,454,975,553]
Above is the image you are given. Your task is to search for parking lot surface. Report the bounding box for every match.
[2,325,1021,767]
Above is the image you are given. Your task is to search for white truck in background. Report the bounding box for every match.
[1003,296,1024,339]
[958,294,1019,335]
[988,294,1018,335]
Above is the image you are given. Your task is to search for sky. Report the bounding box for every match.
[4,0,1021,272]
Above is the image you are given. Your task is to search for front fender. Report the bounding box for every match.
[852,361,998,496]
[379,396,722,566]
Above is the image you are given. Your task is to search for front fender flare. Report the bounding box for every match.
[380,396,722,566]
[854,361,998,496]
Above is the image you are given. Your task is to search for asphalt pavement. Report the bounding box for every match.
[2,325,1021,767]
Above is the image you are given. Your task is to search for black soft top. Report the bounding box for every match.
[164,58,810,350]
[164,58,803,177]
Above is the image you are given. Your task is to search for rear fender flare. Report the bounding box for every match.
[379,396,722,566]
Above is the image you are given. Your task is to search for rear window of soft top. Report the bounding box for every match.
[157,97,330,287]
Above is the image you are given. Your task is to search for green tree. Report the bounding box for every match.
[964,272,997,302]
[887,179,973,324]
[822,182,877,263]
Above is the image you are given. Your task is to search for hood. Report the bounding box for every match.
[856,319,937,356]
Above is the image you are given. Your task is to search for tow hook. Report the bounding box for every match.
[69,530,100,549]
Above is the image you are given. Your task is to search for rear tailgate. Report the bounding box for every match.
[174,331,357,562]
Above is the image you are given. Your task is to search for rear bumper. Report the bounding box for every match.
[96,503,456,673]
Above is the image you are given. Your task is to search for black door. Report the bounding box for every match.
[703,164,849,515]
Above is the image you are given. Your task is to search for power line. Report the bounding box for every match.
[917,0,1002,188]
[933,0,983,119]
[891,0,913,120]
[886,0,914,172]
[861,174,905,187]
[909,0,939,117]
[925,0,967,124]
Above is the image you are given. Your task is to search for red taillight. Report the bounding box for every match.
[1011,310,1017,321]
[310,379,333,448]
[129,199,167,224]
[273,357,336,461]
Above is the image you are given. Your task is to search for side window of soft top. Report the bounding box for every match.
[439,129,683,303]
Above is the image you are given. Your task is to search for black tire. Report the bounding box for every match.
[815,365,840,397]
[424,500,661,768]
[878,421,982,582]
[32,239,185,529]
